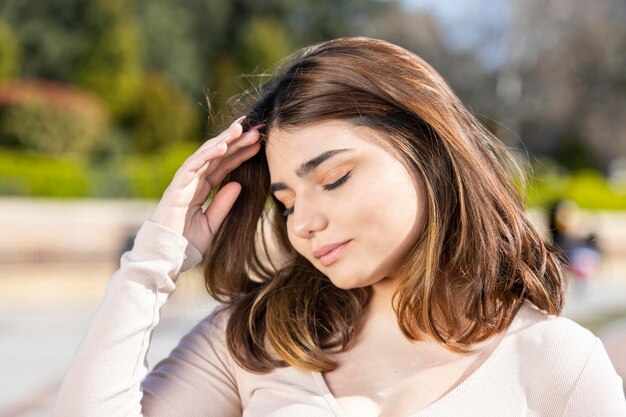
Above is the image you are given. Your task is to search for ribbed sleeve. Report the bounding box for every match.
[561,337,626,417]
[139,308,242,417]
[50,229,626,417]
[51,219,207,417]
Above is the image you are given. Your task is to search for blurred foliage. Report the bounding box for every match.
[217,17,293,117]
[0,0,624,203]
[0,21,20,80]
[119,141,199,197]
[4,144,626,209]
[0,80,109,156]
[238,17,293,72]
[129,73,200,154]
[75,0,143,119]
[0,150,90,196]
[135,0,202,95]
[0,142,197,198]
[554,133,603,173]
[525,160,626,210]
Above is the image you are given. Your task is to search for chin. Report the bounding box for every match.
[328,279,357,290]
[325,273,377,290]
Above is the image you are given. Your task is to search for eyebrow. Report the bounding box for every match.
[269,148,354,194]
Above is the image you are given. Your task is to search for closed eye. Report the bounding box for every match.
[281,170,352,217]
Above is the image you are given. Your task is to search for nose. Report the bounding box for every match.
[291,197,328,239]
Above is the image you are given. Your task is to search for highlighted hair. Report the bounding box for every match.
[203,37,567,373]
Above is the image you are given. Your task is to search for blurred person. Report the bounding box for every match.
[548,199,580,262]
[52,37,625,416]
[548,199,602,301]
[568,233,601,299]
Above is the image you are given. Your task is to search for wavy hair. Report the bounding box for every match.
[202,37,568,373]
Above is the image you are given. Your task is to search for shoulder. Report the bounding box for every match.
[513,300,598,351]
[506,300,601,388]
[500,301,625,415]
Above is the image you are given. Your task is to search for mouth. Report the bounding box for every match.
[316,240,352,267]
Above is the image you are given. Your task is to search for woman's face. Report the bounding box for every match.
[265,119,426,290]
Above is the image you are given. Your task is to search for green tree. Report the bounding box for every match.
[1,0,90,80]
[75,0,144,119]
[0,80,109,157]
[239,17,291,72]
[0,21,20,80]
[135,0,202,95]
[130,73,200,154]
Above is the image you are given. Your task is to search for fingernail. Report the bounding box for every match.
[247,123,266,133]
[231,115,247,126]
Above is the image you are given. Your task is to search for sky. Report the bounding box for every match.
[398,0,513,70]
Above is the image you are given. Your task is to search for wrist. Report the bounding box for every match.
[148,208,186,236]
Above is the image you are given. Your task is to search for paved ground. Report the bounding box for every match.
[1,198,625,416]
[1,259,625,417]
[0,262,217,417]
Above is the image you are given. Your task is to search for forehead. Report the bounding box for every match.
[264,120,380,174]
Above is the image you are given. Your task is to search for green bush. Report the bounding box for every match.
[0,150,89,196]
[564,170,626,210]
[525,166,626,210]
[0,141,197,198]
[0,21,21,81]
[120,141,198,197]
[238,17,291,72]
[0,79,109,157]
[3,145,626,208]
[74,0,144,119]
[129,73,200,154]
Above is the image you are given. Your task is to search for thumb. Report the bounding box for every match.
[204,182,242,234]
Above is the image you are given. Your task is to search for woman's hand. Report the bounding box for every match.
[148,116,262,255]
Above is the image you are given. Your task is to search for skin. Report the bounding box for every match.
[150,116,504,416]
[266,119,427,302]
[266,119,505,417]
[148,116,262,255]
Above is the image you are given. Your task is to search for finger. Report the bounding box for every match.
[193,129,261,179]
[171,143,228,189]
[196,143,261,196]
[225,128,261,151]
[206,130,259,166]
[204,181,242,234]
[185,124,258,175]
[204,142,262,185]
[176,118,254,186]
[198,118,245,153]
[195,159,212,178]
[196,126,257,165]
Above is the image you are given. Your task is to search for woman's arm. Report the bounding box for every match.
[561,337,626,417]
[52,117,260,416]
[140,303,242,416]
[51,219,241,417]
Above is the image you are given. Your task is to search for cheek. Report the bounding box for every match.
[286,226,310,259]
[355,172,422,254]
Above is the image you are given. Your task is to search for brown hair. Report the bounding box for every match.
[203,36,567,373]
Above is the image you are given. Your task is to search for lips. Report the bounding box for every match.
[313,239,352,259]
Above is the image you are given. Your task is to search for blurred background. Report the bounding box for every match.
[1,0,625,415]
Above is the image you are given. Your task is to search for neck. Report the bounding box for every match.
[368,276,399,317]
[366,275,474,344]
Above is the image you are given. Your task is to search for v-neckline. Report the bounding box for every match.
[311,300,530,417]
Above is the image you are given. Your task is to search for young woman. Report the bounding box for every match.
[53,37,625,417]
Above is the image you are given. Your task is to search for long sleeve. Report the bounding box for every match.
[561,337,626,417]
[51,219,242,417]
[139,307,242,417]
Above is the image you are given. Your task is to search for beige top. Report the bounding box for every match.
[52,219,626,417]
